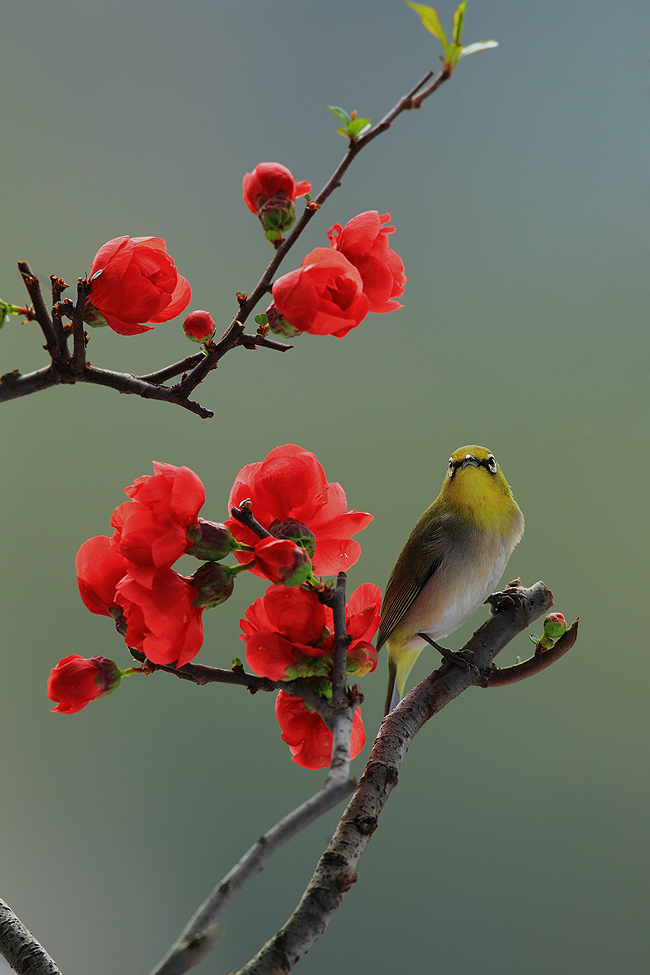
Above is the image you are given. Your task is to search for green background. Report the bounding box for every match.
[1,1,649,973]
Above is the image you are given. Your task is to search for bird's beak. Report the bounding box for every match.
[460,455,479,469]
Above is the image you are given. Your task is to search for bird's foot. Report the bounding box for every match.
[417,633,479,676]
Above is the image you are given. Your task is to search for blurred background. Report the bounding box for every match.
[1,1,649,973]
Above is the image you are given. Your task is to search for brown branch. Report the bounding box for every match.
[0,897,62,975]
[483,618,579,687]
[234,580,568,975]
[173,67,450,400]
[17,263,58,360]
[71,278,89,377]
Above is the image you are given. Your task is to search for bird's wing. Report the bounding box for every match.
[376,506,451,650]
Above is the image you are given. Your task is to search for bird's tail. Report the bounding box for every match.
[384,644,422,715]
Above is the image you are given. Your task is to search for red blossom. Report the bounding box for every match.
[111,461,205,568]
[242,162,311,214]
[240,583,381,681]
[270,248,371,338]
[227,444,373,576]
[328,211,406,313]
[75,535,131,617]
[275,690,365,769]
[117,566,204,668]
[84,236,191,336]
[47,654,122,714]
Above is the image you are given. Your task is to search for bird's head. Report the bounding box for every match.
[439,445,519,528]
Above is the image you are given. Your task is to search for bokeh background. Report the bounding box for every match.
[1,1,649,973]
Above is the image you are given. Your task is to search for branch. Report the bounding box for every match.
[234,580,564,975]
[173,67,450,399]
[16,263,58,361]
[0,898,62,975]
[147,778,355,975]
[483,618,579,686]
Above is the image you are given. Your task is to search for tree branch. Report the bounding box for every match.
[483,618,579,686]
[0,898,62,975]
[234,580,564,975]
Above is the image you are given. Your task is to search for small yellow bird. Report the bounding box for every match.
[378,445,524,714]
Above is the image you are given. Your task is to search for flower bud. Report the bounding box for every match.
[186,519,237,561]
[269,518,316,558]
[183,309,215,343]
[190,561,238,608]
[48,654,123,714]
[543,613,567,640]
[253,537,312,586]
[266,301,302,338]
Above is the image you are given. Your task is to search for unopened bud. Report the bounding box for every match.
[190,562,238,608]
[253,537,312,586]
[183,310,215,343]
[186,519,237,561]
[270,518,316,558]
[543,613,567,640]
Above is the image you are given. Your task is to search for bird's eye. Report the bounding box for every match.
[447,458,454,478]
[487,455,498,474]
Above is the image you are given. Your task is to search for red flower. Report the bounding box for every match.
[271,248,371,338]
[183,310,215,343]
[111,461,205,568]
[226,444,373,576]
[275,690,365,769]
[242,162,311,214]
[252,537,312,586]
[75,535,131,617]
[328,211,406,313]
[48,654,122,714]
[116,566,204,668]
[84,236,191,336]
[240,583,381,681]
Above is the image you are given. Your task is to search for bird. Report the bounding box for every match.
[378,445,524,715]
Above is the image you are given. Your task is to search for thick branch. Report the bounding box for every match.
[235,580,560,975]
[0,898,62,975]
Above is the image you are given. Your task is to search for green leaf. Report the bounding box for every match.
[335,127,351,139]
[406,3,448,48]
[452,1,466,43]
[328,105,351,126]
[348,117,371,138]
[254,313,268,327]
[457,39,499,60]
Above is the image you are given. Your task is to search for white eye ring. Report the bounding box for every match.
[447,458,454,478]
[487,455,498,474]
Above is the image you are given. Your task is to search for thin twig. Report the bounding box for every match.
[234,581,564,975]
[17,263,58,360]
[326,573,350,708]
[0,898,62,975]
[173,67,450,400]
[71,279,89,377]
[483,619,579,686]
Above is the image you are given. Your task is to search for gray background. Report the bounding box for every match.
[1,1,649,973]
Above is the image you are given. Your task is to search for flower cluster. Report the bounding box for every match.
[244,162,405,338]
[242,582,380,769]
[75,461,245,670]
[58,446,377,771]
